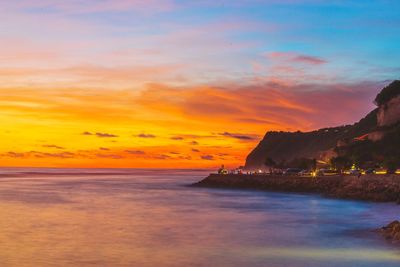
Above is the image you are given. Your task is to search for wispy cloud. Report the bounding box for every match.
[170,136,184,140]
[219,132,259,141]
[201,155,214,160]
[42,144,65,149]
[125,150,146,155]
[137,81,380,131]
[96,132,118,138]
[83,132,119,138]
[136,133,156,138]
[4,0,177,15]
[4,152,25,158]
[267,52,327,65]
[95,153,124,159]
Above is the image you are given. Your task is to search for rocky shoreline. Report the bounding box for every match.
[380,221,400,243]
[193,173,400,202]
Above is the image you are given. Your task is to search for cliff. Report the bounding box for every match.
[245,81,400,170]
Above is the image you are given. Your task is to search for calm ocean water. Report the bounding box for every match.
[0,168,399,267]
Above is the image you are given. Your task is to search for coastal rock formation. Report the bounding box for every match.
[380,220,400,243]
[194,174,400,203]
[245,81,400,170]
[245,110,377,170]
[377,95,400,127]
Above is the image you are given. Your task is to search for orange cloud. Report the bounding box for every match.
[0,80,382,169]
[267,51,327,65]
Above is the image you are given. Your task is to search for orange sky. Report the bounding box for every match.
[0,82,379,169]
[1,1,396,168]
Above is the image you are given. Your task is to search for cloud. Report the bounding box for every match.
[96,132,118,138]
[179,155,192,160]
[138,81,380,131]
[4,152,25,158]
[190,141,199,145]
[1,151,75,159]
[4,0,177,15]
[201,155,214,160]
[42,144,65,149]
[153,154,171,160]
[125,150,146,155]
[32,151,75,158]
[267,51,327,65]
[99,147,110,151]
[219,132,259,141]
[136,133,156,138]
[292,55,327,65]
[192,148,200,153]
[82,131,118,138]
[170,136,184,140]
[95,153,124,159]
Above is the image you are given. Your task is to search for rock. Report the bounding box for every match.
[380,220,400,243]
[387,220,400,228]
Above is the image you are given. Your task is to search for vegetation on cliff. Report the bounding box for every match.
[374,80,400,106]
[334,123,400,172]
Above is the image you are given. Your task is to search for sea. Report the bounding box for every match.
[0,168,399,267]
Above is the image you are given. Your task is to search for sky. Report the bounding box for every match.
[0,0,399,168]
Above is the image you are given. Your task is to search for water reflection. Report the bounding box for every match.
[0,168,399,266]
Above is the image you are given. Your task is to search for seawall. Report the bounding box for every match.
[193,174,400,203]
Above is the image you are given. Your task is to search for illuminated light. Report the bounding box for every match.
[395,169,400,174]
[375,169,387,175]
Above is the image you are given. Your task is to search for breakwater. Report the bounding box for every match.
[193,174,400,203]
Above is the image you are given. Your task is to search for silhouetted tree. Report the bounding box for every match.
[374,80,400,106]
[330,156,352,172]
[312,158,317,171]
[264,157,276,167]
[383,157,399,174]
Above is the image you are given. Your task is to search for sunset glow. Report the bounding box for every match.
[1,0,399,168]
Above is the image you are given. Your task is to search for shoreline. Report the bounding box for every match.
[193,173,400,203]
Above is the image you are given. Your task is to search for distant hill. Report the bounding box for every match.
[244,80,400,171]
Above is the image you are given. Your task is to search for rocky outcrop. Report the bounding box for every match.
[380,221,400,243]
[244,128,346,170]
[245,81,400,170]
[377,95,400,127]
[194,174,400,202]
[245,109,378,170]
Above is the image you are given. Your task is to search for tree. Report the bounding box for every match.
[374,80,400,106]
[330,156,352,172]
[312,158,317,171]
[264,157,277,174]
[264,157,276,167]
[383,157,399,174]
